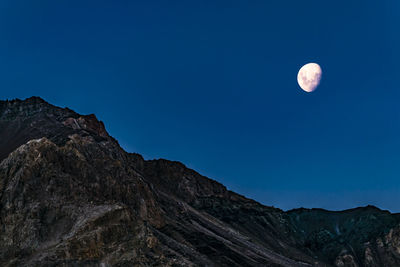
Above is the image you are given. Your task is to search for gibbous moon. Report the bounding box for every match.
[297,63,322,92]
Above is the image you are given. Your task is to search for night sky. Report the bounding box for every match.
[1,1,400,211]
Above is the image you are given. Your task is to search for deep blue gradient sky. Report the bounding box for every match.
[1,1,400,211]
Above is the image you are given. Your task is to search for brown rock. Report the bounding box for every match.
[1,97,400,266]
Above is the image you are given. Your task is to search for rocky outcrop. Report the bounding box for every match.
[1,97,400,266]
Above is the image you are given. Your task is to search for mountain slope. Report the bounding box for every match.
[0,97,400,267]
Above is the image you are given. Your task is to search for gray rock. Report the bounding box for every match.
[0,97,399,266]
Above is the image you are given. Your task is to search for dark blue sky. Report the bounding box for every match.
[1,1,400,211]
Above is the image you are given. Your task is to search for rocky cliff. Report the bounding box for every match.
[1,97,400,267]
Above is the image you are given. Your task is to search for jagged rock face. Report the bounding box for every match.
[1,97,400,266]
[0,97,113,162]
[287,207,400,266]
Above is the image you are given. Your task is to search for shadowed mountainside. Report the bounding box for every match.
[1,97,400,267]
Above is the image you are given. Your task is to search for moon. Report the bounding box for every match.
[297,63,322,92]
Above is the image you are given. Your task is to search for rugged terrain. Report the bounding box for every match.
[1,97,400,266]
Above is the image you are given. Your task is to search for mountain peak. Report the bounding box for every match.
[0,96,52,108]
[1,97,400,266]
[0,96,113,162]
[22,95,47,103]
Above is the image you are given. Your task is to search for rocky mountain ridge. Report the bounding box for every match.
[1,97,400,266]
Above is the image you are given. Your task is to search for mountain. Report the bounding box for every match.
[1,97,400,267]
